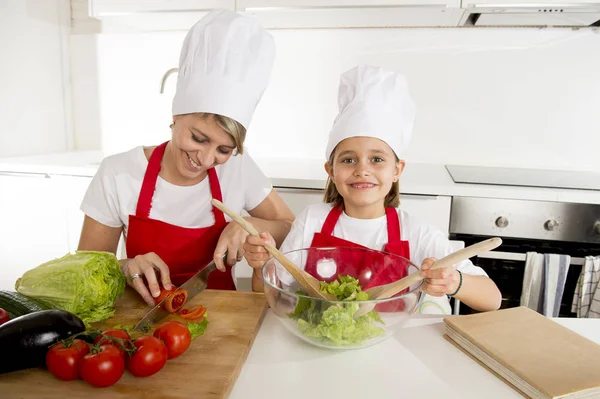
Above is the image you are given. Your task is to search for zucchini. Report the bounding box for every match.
[0,290,48,318]
[0,310,86,374]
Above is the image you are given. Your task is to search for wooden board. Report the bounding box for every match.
[0,288,268,399]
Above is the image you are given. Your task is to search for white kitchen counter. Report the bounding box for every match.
[1,150,600,204]
[229,312,600,399]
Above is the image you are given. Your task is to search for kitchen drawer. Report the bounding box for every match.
[275,187,324,216]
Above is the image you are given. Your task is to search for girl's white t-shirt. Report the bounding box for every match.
[278,203,488,314]
[80,146,273,238]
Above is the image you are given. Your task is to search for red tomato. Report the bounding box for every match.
[153,321,191,359]
[94,329,132,353]
[79,344,125,388]
[127,336,168,377]
[46,339,90,381]
[154,288,175,305]
[179,305,206,320]
[0,308,9,326]
[164,288,188,313]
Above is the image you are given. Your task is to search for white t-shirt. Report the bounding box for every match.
[278,203,488,315]
[80,146,273,238]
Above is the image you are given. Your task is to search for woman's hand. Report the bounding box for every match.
[121,253,173,306]
[419,257,460,297]
[243,232,275,273]
[213,220,250,271]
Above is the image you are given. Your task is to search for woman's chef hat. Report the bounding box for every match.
[172,9,275,129]
[325,65,416,160]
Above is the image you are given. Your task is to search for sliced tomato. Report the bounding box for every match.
[179,305,206,320]
[154,288,175,305]
[164,288,188,313]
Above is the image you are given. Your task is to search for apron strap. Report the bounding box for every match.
[321,206,402,242]
[136,141,226,225]
[320,206,343,235]
[135,141,168,218]
[207,168,226,225]
[385,207,401,242]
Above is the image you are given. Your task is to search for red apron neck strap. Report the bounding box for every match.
[136,141,168,218]
[321,205,343,235]
[386,207,401,242]
[207,168,226,225]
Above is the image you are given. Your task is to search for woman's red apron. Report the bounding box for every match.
[305,206,412,310]
[125,141,235,290]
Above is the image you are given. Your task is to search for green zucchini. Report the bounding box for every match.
[0,290,48,318]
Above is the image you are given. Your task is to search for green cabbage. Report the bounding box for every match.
[290,275,385,347]
[15,251,125,325]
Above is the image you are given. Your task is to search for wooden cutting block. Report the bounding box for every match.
[0,288,268,399]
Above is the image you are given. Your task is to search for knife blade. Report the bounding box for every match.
[132,253,227,331]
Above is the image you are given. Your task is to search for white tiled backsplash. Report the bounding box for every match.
[70,27,600,172]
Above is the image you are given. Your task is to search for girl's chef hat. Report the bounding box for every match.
[325,64,416,160]
[172,9,275,129]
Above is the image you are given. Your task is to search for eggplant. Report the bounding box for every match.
[0,310,86,374]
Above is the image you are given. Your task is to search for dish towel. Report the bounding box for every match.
[571,256,600,318]
[543,254,571,317]
[520,252,545,313]
[521,252,570,317]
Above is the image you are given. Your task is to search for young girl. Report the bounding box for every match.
[245,64,501,314]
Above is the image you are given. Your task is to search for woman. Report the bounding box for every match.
[78,10,295,306]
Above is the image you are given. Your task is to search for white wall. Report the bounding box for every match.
[70,26,600,172]
[0,0,71,157]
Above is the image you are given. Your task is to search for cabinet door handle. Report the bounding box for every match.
[275,187,324,194]
[0,171,50,178]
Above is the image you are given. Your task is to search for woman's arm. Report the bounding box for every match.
[77,215,122,254]
[212,189,295,290]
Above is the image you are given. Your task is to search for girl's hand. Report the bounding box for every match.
[121,253,173,306]
[419,257,461,297]
[213,221,250,271]
[243,232,275,272]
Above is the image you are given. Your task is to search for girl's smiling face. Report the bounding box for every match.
[325,136,404,218]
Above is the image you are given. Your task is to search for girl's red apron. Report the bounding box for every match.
[125,141,235,290]
[305,206,412,310]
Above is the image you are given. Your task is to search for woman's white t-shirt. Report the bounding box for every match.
[278,203,488,315]
[80,146,273,238]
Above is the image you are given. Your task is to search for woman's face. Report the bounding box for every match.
[170,114,236,181]
[325,137,404,215]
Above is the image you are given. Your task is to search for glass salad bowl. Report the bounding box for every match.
[261,247,424,350]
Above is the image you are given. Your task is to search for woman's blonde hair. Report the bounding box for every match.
[323,149,401,208]
[194,113,246,154]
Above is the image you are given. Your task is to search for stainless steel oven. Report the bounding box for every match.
[448,197,600,317]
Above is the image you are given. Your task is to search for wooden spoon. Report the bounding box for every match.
[354,237,502,317]
[211,199,336,300]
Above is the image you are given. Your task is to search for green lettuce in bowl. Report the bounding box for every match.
[289,275,385,347]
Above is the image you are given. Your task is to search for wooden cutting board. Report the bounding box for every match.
[0,288,268,399]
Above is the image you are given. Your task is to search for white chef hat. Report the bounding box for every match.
[172,9,275,129]
[325,65,416,160]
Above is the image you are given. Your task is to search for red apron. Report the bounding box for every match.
[125,141,235,290]
[305,206,411,311]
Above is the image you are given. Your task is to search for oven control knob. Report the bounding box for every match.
[594,221,600,235]
[495,216,509,228]
[544,219,559,231]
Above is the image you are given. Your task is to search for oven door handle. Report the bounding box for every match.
[477,251,585,265]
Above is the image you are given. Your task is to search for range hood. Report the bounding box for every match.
[459,1,600,27]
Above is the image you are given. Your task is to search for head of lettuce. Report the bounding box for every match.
[15,251,126,325]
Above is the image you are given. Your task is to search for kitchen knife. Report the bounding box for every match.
[132,253,227,331]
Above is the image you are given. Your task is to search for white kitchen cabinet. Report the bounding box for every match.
[236,0,465,28]
[0,172,70,291]
[84,0,236,31]
[400,194,451,235]
[275,187,324,216]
